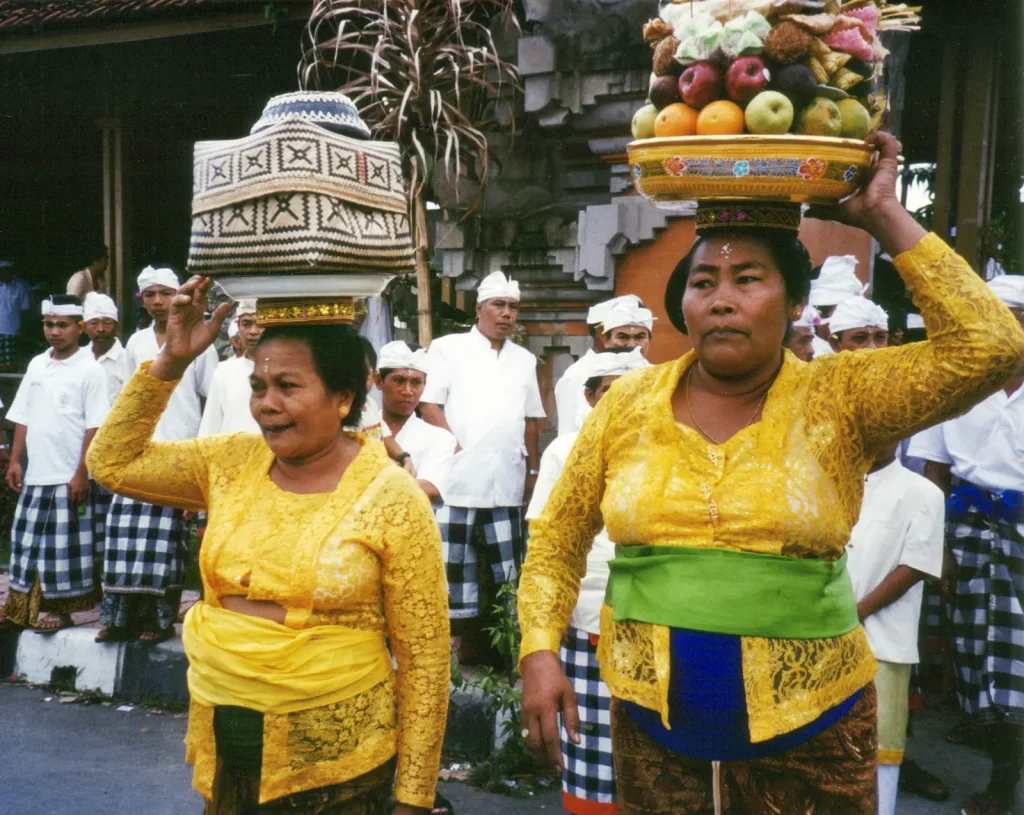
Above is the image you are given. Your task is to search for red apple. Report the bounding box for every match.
[678,61,723,110]
[726,56,770,106]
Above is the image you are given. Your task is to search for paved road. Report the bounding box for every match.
[1,682,1020,814]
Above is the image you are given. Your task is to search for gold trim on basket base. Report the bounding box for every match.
[256,297,366,327]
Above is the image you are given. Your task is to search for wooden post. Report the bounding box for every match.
[931,36,960,242]
[99,118,125,316]
[413,192,433,344]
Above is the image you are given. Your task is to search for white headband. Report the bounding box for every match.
[83,292,118,322]
[827,296,889,335]
[602,303,655,333]
[137,265,180,293]
[235,298,258,317]
[989,275,1024,309]
[581,347,649,381]
[42,297,83,317]
[377,341,429,375]
[793,304,821,329]
[477,271,520,303]
[586,294,643,327]
[228,320,240,339]
[809,255,866,307]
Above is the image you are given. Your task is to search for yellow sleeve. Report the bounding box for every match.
[517,380,613,662]
[85,362,214,512]
[823,234,1024,449]
[374,473,451,809]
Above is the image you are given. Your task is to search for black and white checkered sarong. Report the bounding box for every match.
[436,504,524,620]
[0,333,17,367]
[560,627,616,809]
[949,494,1024,723]
[103,495,188,596]
[9,484,95,599]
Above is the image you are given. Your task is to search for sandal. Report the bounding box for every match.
[961,791,1012,815]
[900,759,950,801]
[431,792,455,814]
[137,627,175,646]
[32,615,73,634]
[95,626,128,643]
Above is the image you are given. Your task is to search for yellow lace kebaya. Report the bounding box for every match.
[87,365,450,809]
[519,234,1024,743]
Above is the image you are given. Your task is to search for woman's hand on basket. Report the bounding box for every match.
[520,650,580,771]
[149,276,230,381]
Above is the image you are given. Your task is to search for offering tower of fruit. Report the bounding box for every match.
[632,0,921,141]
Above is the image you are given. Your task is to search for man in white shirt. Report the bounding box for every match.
[83,292,133,404]
[66,244,109,300]
[808,255,866,358]
[420,271,546,651]
[526,347,647,815]
[827,297,890,352]
[0,259,32,370]
[555,295,648,438]
[99,266,218,645]
[375,340,457,503]
[199,300,262,437]
[0,296,110,632]
[846,442,945,815]
[906,275,1024,815]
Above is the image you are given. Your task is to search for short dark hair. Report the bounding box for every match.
[378,341,424,382]
[359,335,377,371]
[257,324,368,425]
[664,229,812,335]
[84,244,109,266]
[583,347,633,394]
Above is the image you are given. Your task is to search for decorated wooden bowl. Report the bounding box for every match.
[627,135,874,207]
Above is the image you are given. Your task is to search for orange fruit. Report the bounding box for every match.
[696,100,745,136]
[654,103,699,137]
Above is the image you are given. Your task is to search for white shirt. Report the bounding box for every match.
[554,349,595,438]
[126,326,218,442]
[199,356,259,437]
[526,433,612,635]
[0,276,31,336]
[906,386,1024,493]
[66,268,102,300]
[811,335,833,358]
[7,347,110,485]
[394,414,457,501]
[89,339,133,405]
[351,398,391,438]
[422,326,546,508]
[846,459,945,664]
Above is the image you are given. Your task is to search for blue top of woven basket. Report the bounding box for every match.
[251,92,371,139]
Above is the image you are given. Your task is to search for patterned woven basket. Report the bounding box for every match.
[628,135,874,206]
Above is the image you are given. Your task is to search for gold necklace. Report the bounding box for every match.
[684,365,772,445]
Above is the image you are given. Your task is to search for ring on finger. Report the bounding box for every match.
[521,728,530,739]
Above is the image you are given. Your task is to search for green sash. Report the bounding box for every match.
[605,545,858,640]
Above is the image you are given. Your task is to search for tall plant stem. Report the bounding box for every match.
[413,191,433,344]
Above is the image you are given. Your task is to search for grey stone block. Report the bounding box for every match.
[117,638,189,704]
[443,687,497,758]
[517,35,556,76]
[0,626,20,678]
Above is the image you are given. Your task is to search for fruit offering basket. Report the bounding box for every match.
[627,0,920,206]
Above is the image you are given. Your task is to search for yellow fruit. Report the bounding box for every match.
[654,103,700,137]
[696,100,745,136]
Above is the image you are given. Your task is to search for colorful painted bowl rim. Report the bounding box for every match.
[627,134,873,153]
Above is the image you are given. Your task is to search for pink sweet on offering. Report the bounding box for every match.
[824,28,874,62]
[843,6,880,32]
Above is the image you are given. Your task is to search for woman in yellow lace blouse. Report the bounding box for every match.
[518,133,1024,814]
[87,279,449,815]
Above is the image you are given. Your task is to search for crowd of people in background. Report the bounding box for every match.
[0,218,1022,815]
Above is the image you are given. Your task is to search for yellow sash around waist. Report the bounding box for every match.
[182,601,393,715]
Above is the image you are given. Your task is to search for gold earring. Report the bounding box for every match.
[338,405,350,421]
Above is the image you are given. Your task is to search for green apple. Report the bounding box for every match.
[836,98,871,139]
[744,91,794,135]
[632,104,659,140]
[797,97,842,137]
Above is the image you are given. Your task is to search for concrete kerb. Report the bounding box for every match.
[0,625,500,756]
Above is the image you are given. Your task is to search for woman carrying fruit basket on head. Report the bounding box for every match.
[516,132,1024,814]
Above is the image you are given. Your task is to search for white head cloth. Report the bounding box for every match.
[228,320,240,339]
[477,271,520,303]
[906,313,925,330]
[602,302,656,333]
[827,296,889,334]
[989,275,1024,308]
[137,265,180,293]
[235,299,258,317]
[42,297,83,317]
[581,347,649,381]
[809,255,866,307]
[793,304,821,329]
[83,292,118,322]
[377,341,429,375]
[586,294,643,327]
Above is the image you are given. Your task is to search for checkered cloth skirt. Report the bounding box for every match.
[560,627,617,810]
[436,505,524,620]
[0,333,17,367]
[948,494,1024,723]
[103,495,188,596]
[9,484,96,599]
